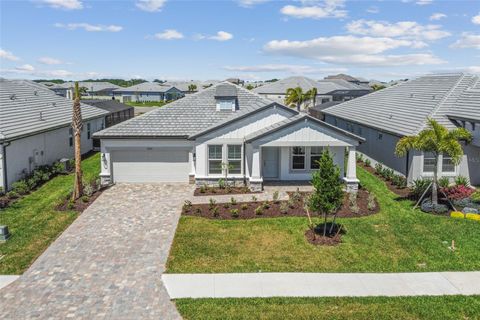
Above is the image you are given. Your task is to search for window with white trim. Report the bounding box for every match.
[217,99,235,111]
[227,145,242,174]
[310,147,323,169]
[442,155,455,173]
[291,147,305,170]
[423,152,435,173]
[208,145,223,174]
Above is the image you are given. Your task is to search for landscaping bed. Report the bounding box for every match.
[183,188,379,220]
[55,180,108,213]
[193,185,257,196]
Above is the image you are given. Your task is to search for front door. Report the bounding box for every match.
[263,147,279,179]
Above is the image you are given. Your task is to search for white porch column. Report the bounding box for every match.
[188,149,196,184]
[249,147,263,192]
[343,146,359,193]
[99,148,112,186]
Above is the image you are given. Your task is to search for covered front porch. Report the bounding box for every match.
[244,115,364,192]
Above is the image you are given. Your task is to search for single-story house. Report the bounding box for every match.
[0,79,109,191]
[113,82,184,103]
[322,73,480,186]
[94,82,364,192]
[45,82,121,100]
[324,73,371,89]
[253,76,371,109]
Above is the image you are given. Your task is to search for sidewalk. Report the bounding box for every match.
[162,272,480,299]
[0,276,18,291]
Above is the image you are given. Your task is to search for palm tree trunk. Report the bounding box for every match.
[72,133,83,201]
[297,102,301,112]
[432,155,439,205]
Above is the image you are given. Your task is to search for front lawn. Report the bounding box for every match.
[176,296,480,320]
[0,153,100,274]
[167,166,480,273]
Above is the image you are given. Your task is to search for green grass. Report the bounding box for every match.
[124,101,167,107]
[0,153,100,274]
[175,296,480,320]
[167,166,480,273]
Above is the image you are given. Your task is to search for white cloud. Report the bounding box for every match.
[54,23,123,32]
[346,20,450,42]
[208,31,233,41]
[430,13,446,21]
[237,0,270,8]
[135,0,166,12]
[451,33,480,49]
[264,35,445,66]
[281,0,347,19]
[39,0,83,10]
[153,29,184,40]
[38,56,63,65]
[0,49,20,61]
[465,66,480,73]
[16,64,35,72]
[416,0,433,5]
[472,13,480,25]
[366,6,379,14]
[223,64,348,74]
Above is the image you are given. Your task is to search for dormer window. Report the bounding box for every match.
[215,84,237,112]
[218,98,235,111]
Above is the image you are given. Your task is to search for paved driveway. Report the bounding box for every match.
[0,183,192,319]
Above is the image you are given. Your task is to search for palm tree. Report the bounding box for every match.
[285,87,308,111]
[395,118,472,205]
[306,87,318,108]
[71,82,83,201]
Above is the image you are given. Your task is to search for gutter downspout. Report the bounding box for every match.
[405,150,410,184]
[1,142,10,192]
[243,138,247,187]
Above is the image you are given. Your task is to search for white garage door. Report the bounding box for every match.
[112,148,190,183]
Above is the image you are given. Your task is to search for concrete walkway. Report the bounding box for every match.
[162,272,480,298]
[0,183,192,319]
[0,275,18,290]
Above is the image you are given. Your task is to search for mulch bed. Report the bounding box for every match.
[183,187,379,220]
[359,162,413,199]
[304,229,342,246]
[56,186,108,213]
[194,186,258,196]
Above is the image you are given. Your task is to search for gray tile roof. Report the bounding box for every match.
[113,82,179,93]
[80,99,133,113]
[322,73,479,137]
[244,113,365,143]
[56,81,121,92]
[93,81,276,138]
[0,79,109,142]
[446,79,480,122]
[324,74,360,82]
[215,84,237,97]
[252,76,368,95]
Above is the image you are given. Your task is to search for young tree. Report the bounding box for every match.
[395,118,472,205]
[285,87,308,112]
[71,82,83,201]
[308,149,344,237]
[306,87,318,108]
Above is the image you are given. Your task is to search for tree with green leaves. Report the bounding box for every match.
[71,82,83,201]
[306,87,318,108]
[285,87,308,111]
[188,84,197,92]
[246,84,254,90]
[395,118,472,205]
[371,84,386,91]
[308,148,344,237]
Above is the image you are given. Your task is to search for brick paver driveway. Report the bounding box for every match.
[0,183,193,319]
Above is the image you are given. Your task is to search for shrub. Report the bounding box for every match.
[287,199,295,209]
[67,200,75,210]
[262,201,270,210]
[367,193,376,211]
[272,191,280,203]
[280,202,289,214]
[292,189,302,202]
[223,203,230,209]
[199,185,207,193]
[375,163,383,174]
[81,195,90,203]
[471,191,480,204]
[356,153,364,163]
[209,198,216,209]
[251,195,258,202]
[182,200,192,212]
[438,177,450,188]
[365,159,371,167]
[6,190,19,199]
[211,206,219,217]
[241,204,248,210]
[195,207,202,214]
[412,178,432,198]
[391,175,407,188]
[218,179,226,189]
[381,168,394,181]
[441,185,475,201]
[83,183,94,197]
[420,199,448,214]
[255,206,263,215]
[454,176,469,187]
[230,197,237,206]
[348,193,360,214]
[52,161,65,174]
[230,208,239,218]
[11,180,30,195]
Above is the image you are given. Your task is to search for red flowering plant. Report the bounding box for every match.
[440,185,475,200]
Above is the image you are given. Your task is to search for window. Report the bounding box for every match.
[378,133,383,140]
[69,128,73,147]
[218,99,234,111]
[87,123,91,139]
[442,155,455,173]
[423,153,435,173]
[208,145,223,174]
[227,145,242,174]
[310,147,323,169]
[321,98,330,104]
[291,147,305,170]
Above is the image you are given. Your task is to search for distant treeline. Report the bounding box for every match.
[33,78,149,87]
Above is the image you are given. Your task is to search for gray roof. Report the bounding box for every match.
[322,73,479,136]
[446,80,480,122]
[113,82,179,93]
[0,79,109,142]
[244,113,365,143]
[324,74,360,82]
[310,101,343,112]
[162,81,220,92]
[253,76,369,95]
[56,81,121,92]
[80,99,133,113]
[94,81,276,138]
[215,84,237,97]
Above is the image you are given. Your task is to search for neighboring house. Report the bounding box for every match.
[253,76,371,109]
[322,73,480,186]
[0,79,108,191]
[94,82,364,192]
[324,74,370,87]
[45,82,121,100]
[113,82,184,103]
[309,101,342,120]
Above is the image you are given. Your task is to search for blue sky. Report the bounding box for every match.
[0,0,479,81]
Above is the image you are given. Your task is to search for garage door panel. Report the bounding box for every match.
[112,149,189,183]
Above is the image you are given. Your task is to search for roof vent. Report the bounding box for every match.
[39,111,44,121]
[52,102,56,107]
[410,93,414,98]
[389,114,393,119]
[9,94,16,100]
[34,90,38,96]
[432,95,436,99]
